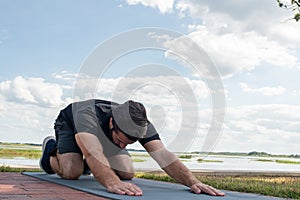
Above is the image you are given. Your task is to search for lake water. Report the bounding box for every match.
[133,155,300,172]
[1,154,300,172]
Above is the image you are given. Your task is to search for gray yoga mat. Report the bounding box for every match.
[23,172,284,200]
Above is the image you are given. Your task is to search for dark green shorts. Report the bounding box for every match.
[54,113,82,154]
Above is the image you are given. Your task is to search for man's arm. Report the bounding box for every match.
[75,132,142,196]
[143,140,225,196]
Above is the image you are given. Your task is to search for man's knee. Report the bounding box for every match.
[55,153,83,180]
[61,163,83,180]
[116,171,134,180]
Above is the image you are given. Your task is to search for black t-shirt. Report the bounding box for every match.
[59,99,160,151]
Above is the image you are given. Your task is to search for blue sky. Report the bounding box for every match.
[0,0,299,154]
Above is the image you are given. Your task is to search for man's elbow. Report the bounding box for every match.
[116,171,134,180]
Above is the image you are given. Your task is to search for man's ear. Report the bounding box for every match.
[109,117,113,129]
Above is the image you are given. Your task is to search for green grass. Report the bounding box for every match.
[178,155,192,159]
[0,165,42,172]
[0,148,42,159]
[132,158,146,162]
[197,158,223,163]
[255,159,273,162]
[135,173,300,199]
[130,153,150,158]
[275,160,300,164]
[135,173,176,183]
[255,159,300,165]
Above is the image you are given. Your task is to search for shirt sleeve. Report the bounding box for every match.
[71,100,101,135]
[139,122,161,146]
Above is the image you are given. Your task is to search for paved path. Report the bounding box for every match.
[0,172,109,200]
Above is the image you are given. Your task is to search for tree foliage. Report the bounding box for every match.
[277,0,300,21]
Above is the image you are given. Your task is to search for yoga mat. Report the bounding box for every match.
[23,172,284,200]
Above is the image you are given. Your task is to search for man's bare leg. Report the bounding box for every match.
[50,153,83,180]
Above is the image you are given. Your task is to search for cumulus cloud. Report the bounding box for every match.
[210,31,288,73]
[126,0,174,14]
[0,74,211,149]
[52,70,79,82]
[134,0,300,77]
[52,70,79,90]
[160,26,298,78]
[146,25,298,79]
[240,83,286,96]
[179,0,300,46]
[0,98,60,143]
[220,104,300,154]
[0,76,64,107]
[175,0,209,19]
[72,75,209,101]
[181,103,300,154]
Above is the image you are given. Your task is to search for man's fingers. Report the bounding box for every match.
[200,185,217,196]
[209,186,225,196]
[190,185,201,194]
[191,183,225,196]
[107,182,143,196]
[113,188,126,195]
[131,184,143,196]
[125,185,142,196]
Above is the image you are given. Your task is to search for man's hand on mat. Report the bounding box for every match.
[107,181,143,196]
[190,182,225,196]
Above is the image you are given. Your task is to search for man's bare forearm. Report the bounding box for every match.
[162,156,200,187]
[145,140,200,187]
[75,133,121,187]
[86,152,121,187]
[144,140,224,196]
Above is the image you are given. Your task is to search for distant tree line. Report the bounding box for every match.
[194,151,300,158]
[0,142,42,146]
[248,151,300,158]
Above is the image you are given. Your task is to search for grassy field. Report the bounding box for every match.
[255,159,300,165]
[0,148,42,159]
[135,173,300,199]
[0,165,42,172]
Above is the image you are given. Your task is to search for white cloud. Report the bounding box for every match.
[0,98,60,143]
[163,1,300,76]
[269,21,300,48]
[124,0,300,78]
[0,76,64,107]
[163,27,298,77]
[292,90,300,96]
[126,0,174,14]
[240,83,286,96]
[52,70,79,82]
[72,75,210,102]
[0,75,211,149]
[213,104,300,154]
[175,0,209,19]
[184,103,300,154]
